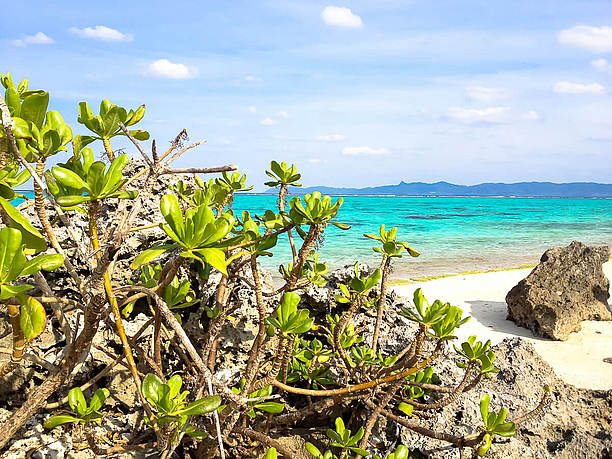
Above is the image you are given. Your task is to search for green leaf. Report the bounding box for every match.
[263,447,278,459]
[5,87,21,117]
[51,166,88,190]
[348,447,370,456]
[68,387,87,417]
[56,195,90,207]
[494,421,516,437]
[389,445,410,459]
[101,154,129,195]
[129,129,149,140]
[0,197,46,253]
[176,395,221,416]
[0,284,33,300]
[86,161,106,197]
[87,388,110,414]
[253,401,284,414]
[21,253,63,277]
[43,415,81,429]
[185,425,208,440]
[480,394,491,426]
[130,244,179,269]
[329,221,351,230]
[0,227,22,282]
[160,194,184,240]
[334,417,345,436]
[142,373,164,405]
[398,402,414,416]
[191,248,227,275]
[166,374,183,400]
[477,433,492,456]
[305,442,323,458]
[20,92,49,128]
[19,295,46,340]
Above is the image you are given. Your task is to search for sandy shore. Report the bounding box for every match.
[391,261,612,390]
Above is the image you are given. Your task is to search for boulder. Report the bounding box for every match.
[506,241,611,340]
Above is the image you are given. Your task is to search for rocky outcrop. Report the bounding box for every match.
[506,241,611,340]
[395,338,612,458]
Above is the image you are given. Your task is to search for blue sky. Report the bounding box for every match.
[2,0,612,189]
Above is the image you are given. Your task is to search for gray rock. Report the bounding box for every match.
[506,241,611,340]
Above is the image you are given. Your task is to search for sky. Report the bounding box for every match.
[2,0,612,190]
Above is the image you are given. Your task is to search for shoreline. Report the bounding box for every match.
[391,261,612,390]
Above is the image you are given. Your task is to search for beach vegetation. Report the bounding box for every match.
[0,73,549,457]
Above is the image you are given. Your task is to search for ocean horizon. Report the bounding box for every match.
[16,191,611,279]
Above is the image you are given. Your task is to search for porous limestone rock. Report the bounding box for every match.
[506,241,611,340]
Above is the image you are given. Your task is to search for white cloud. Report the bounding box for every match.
[69,25,132,42]
[278,111,289,118]
[248,106,257,113]
[321,6,363,28]
[260,117,278,125]
[553,81,605,94]
[447,106,511,123]
[558,25,612,53]
[592,58,612,71]
[315,134,345,142]
[342,146,388,156]
[145,59,195,79]
[245,75,262,82]
[11,32,54,47]
[308,158,322,163]
[466,86,511,103]
[522,110,539,121]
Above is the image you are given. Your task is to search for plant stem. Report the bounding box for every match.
[371,256,390,354]
[269,341,443,397]
[102,138,115,162]
[243,256,268,392]
[0,302,25,377]
[88,202,160,439]
[278,184,297,263]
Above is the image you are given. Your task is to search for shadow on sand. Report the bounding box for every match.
[465,300,550,342]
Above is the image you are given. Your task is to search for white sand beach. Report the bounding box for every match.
[391,262,612,391]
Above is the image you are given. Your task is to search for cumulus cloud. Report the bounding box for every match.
[145,59,195,79]
[558,25,612,53]
[248,106,257,113]
[315,134,345,142]
[11,32,54,47]
[447,106,539,124]
[321,6,363,28]
[553,81,605,94]
[342,146,387,156]
[260,117,278,125]
[69,25,132,42]
[447,106,511,123]
[522,111,539,121]
[592,58,612,71]
[466,86,511,103]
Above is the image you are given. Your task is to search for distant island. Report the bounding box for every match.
[266,181,612,198]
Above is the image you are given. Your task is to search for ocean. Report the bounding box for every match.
[232,195,612,278]
[15,192,612,279]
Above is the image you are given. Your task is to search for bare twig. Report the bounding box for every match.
[118,122,152,165]
[159,165,237,175]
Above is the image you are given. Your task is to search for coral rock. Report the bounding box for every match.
[506,241,611,340]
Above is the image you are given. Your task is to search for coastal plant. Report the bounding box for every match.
[43,387,110,429]
[0,73,550,458]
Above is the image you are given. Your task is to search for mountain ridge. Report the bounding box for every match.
[265,181,612,197]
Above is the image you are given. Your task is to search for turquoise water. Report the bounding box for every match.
[231,195,612,277]
[15,192,612,278]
